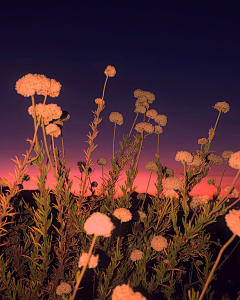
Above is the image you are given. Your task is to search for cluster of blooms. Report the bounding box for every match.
[45,124,61,137]
[175,151,193,164]
[162,177,183,191]
[165,167,174,177]
[84,212,115,237]
[207,177,216,186]
[145,161,158,172]
[113,208,132,222]
[190,195,210,209]
[186,154,203,167]
[130,249,144,262]
[56,282,72,296]
[137,193,145,201]
[162,189,179,199]
[95,98,105,106]
[28,103,62,126]
[134,89,155,104]
[97,157,108,166]
[228,151,240,170]
[16,74,61,97]
[213,101,230,113]
[137,210,147,222]
[154,114,167,126]
[154,125,163,134]
[109,112,124,125]
[134,105,147,114]
[151,235,168,251]
[135,121,154,133]
[224,186,239,198]
[78,253,99,268]
[225,209,240,237]
[104,65,116,77]
[198,138,208,145]
[207,153,224,165]
[112,284,146,300]
[135,96,149,110]
[146,109,158,119]
[222,150,234,161]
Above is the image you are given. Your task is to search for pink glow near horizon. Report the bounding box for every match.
[1,164,239,199]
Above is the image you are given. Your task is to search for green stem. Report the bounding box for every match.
[72,234,97,300]
[213,110,221,133]
[199,234,236,300]
[41,117,55,176]
[128,113,139,139]
[113,122,116,159]
[219,160,228,187]
[31,95,39,152]
[140,170,152,211]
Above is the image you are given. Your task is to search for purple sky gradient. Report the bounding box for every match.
[0,2,240,198]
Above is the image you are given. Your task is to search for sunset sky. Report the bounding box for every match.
[0,2,240,198]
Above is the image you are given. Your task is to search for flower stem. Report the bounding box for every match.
[113,122,116,159]
[31,95,39,152]
[72,234,97,300]
[213,110,221,133]
[51,134,58,177]
[140,170,152,211]
[128,113,139,139]
[102,76,108,100]
[219,160,228,187]
[198,234,236,300]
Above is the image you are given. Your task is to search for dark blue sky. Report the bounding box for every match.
[0,1,239,196]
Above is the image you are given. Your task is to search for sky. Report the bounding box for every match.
[0,1,240,198]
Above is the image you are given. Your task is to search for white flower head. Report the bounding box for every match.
[137,193,145,201]
[190,195,210,209]
[113,208,132,223]
[78,253,99,269]
[45,123,61,138]
[145,161,158,172]
[187,154,202,167]
[56,282,72,296]
[146,109,158,119]
[112,284,146,300]
[225,209,240,237]
[213,101,230,113]
[207,153,224,165]
[130,249,144,262]
[104,65,116,77]
[97,157,108,166]
[175,151,193,164]
[109,112,123,125]
[134,105,146,114]
[151,235,168,251]
[222,150,234,161]
[162,177,183,191]
[137,210,147,222]
[84,212,115,237]
[224,186,239,198]
[228,151,240,170]
[162,189,179,199]
[154,125,163,134]
[154,114,167,126]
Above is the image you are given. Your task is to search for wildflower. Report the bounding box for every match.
[56,282,72,295]
[213,101,230,113]
[104,65,116,77]
[144,91,155,104]
[78,253,99,268]
[113,208,132,222]
[112,284,146,300]
[154,114,167,126]
[77,161,86,172]
[137,193,145,201]
[187,154,202,167]
[84,212,115,237]
[163,259,169,264]
[198,138,208,145]
[48,79,62,97]
[175,151,193,164]
[145,161,158,172]
[143,122,154,134]
[190,195,210,209]
[207,177,216,186]
[130,249,144,262]
[16,74,39,97]
[228,151,240,170]
[28,103,62,125]
[97,157,108,166]
[222,150,234,161]
[135,96,149,108]
[207,153,224,165]
[45,124,61,138]
[135,122,145,133]
[109,112,123,125]
[224,186,239,198]
[151,235,168,251]
[163,189,179,199]
[36,74,51,95]
[208,127,215,140]
[95,98,105,105]
[137,210,147,222]
[162,177,183,191]
[134,105,146,114]
[134,89,146,98]
[146,109,158,119]
[154,125,163,134]
[225,209,240,237]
